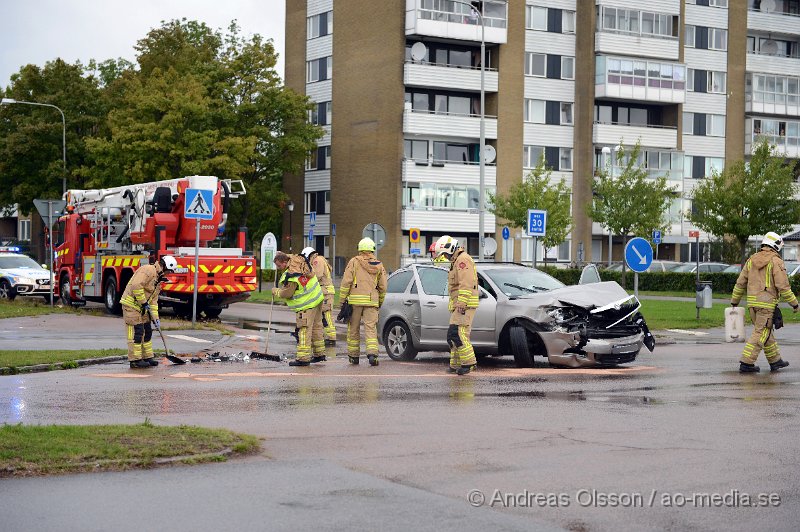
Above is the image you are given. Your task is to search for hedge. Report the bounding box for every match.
[539,267,800,295]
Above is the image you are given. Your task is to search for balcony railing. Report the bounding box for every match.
[404,61,499,92]
[403,108,498,139]
[596,56,686,104]
[593,122,678,149]
[405,0,508,44]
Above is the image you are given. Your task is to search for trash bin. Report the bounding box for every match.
[696,281,713,309]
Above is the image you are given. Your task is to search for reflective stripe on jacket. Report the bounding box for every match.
[448,249,479,311]
[311,255,335,295]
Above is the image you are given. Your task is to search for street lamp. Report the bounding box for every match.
[287,200,294,253]
[1,98,67,194]
[451,0,487,261]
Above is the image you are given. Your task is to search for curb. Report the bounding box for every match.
[0,355,127,375]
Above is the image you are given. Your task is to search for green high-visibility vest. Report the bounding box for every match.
[279,271,323,311]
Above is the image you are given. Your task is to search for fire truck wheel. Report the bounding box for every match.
[0,279,16,301]
[173,303,192,319]
[104,277,122,315]
[203,307,223,319]
[60,274,72,307]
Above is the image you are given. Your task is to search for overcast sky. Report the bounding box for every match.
[0,0,286,90]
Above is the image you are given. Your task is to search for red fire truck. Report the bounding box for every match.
[54,176,255,318]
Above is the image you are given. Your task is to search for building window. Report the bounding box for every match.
[683,113,724,136]
[406,89,478,116]
[598,6,677,39]
[752,118,800,148]
[561,57,574,80]
[523,145,544,168]
[748,73,800,105]
[684,156,724,179]
[525,53,546,77]
[689,0,728,7]
[309,101,332,126]
[526,6,547,30]
[524,99,545,123]
[307,11,332,39]
[559,148,573,171]
[524,145,571,171]
[18,219,31,241]
[404,139,429,161]
[688,70,727,94]
[525,6,575,33]
[685,25,727,50]
[306,145,331,170]
[560,102,573,125]
[562,11,575,33]
[306,56,332,83]
[304,190,331,215]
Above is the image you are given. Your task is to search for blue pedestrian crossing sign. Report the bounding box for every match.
[185,188,215,220]
[652,230,662,244]
[625,237,653,273]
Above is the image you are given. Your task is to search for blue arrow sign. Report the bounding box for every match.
[526,209,547,237]
[308,229,314,241]
[309,211,316,228]
[502,227,510,241]
[652,230,662,244]
[185,188,215,220]
[331,223,336,236]
[625,237,653,273]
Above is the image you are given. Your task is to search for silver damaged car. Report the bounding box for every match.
[378,263,656,368]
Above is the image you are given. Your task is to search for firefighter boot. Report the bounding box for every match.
[348,355,359,365]
[456,364,476,376]
[129,360,151,369]
[367,355,379,366]
[311,355,327,363]
[144,358,159,366]
[739,362,760,373]
[770,359,790,372]
[289,359,311,367]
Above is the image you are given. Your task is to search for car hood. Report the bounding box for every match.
[1,267,50,279]
[507,281,632,309]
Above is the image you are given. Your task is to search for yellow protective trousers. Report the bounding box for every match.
[126,323,154,361]
[347,305,379,356]
[296,304,324,362]
[741,307,781,364]
[449,308,477,369]
[322,295,337,341]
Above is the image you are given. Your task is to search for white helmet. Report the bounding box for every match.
[435,235,459,257]
[160,255,178,272]
[300,246,317,260]
[762,232,784,252]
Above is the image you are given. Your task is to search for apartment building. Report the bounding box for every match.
[283,0,800,270]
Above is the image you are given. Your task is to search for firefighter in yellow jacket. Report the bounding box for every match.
[731,232,797,373]
[436,235,479,375]
[339,238,387,366]
[301,247,337,346]
[120,255,177,369]
[272,251,326,366]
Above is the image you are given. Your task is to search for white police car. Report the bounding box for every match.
[0,247,52,301]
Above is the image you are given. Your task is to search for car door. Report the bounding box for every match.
[470,279,497,348]
[415,265,450,345]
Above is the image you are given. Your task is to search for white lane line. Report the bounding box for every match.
[237,335,263,341]
[665,329,709,336]
[166,334,213,344]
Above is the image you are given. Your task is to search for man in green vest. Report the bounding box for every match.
[272,251,325,366]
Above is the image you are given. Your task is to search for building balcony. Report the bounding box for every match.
[593,122,678,149]
[746,95,800,117]
[746,117,800,159]
[404,61,498,93]
[595,56,685,104]
[401,159,496,186]
[401,208,495,233]
[747,52,800,76]
[594,32,679,61]
[748,8,800,35]
[405,0,507,44]
[403,108,498,140]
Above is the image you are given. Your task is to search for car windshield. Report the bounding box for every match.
[483,267,564,296]
[671,264,696,272]
[721,265,741,274]
[0,255,41,269]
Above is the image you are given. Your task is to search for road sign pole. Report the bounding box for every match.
[332,234,336,278]
[634,272,639,299]
[533,236,537,268]
[192,219,200,328]
[696,233,701,320]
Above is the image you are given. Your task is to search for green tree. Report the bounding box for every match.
[690,138,800,264]
[0,59,106,212]
[489,157,572,261]
[589,142,675,284]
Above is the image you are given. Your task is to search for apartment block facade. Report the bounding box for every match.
[284,0,800,270]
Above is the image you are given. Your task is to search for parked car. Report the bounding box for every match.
[784,261,800,276]
[721,264,742,274]
[603,260,680,272]
[378,263,655,368]
[0,247,53,302]
[670,262,729,274]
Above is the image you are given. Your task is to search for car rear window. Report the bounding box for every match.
[387,270,413,293]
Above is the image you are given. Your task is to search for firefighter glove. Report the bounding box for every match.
[271,288,280,298]
[152,319,161,330]
[793,305,799,314]
[731,302,738,308]
[455,301,467,314]
[447,324,463,349]
[140,303,151,316]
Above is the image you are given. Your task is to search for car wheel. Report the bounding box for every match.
[60,274,72,306]
[383,320,417,361]
[203,307,223,319]
[104,277,122,315]
[510,325,534,368]
[0,279,16,301]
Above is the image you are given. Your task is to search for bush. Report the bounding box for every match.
[260,268,276,283]
[540,267,743,293]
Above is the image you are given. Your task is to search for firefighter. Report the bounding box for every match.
[731,231,798,373]
[301,246,337,346]
[120,255,177,369]
[272,251,325,366]
[436,235,479,375]
[339,237,387,366]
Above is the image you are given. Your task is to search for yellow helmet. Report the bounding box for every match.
[358,237,376,252]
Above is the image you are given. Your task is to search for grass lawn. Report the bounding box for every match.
[0,349,126,372]
[632,290,733,299]
[0,421,260,477]
[0,298,72,319]
[640,299,800,330]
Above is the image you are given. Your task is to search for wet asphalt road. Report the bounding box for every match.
[2,308,800,531]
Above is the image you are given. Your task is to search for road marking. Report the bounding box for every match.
[90,373,152,378]
[237,335,263,341]
[665,329,710,336]
[166,334,212,343]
